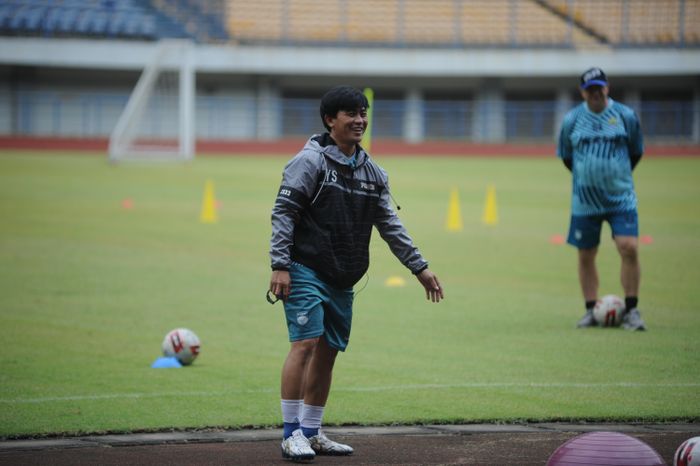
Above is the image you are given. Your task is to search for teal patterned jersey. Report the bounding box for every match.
[557,98,644,216]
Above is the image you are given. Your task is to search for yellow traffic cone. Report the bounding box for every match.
[482,185,498,226]
[384,275,406,287]
[362,88,374,152]
[200,180,218,224]
[445,187,463,232]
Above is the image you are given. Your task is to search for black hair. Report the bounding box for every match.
[319,85,369,131]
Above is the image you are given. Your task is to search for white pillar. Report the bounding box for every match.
[178,41,195,160]
[624,89,642,115]
[693,87,700,143]
[472,81,504,143]
[256,80,279,140]
[403,88,424,143]
[554,89,573,140]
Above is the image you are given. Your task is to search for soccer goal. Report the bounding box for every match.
[109,40,196,162]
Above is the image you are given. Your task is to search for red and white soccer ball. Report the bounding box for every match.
[593,294,625,327]
[674,436,700,466]
[162,328,201,365]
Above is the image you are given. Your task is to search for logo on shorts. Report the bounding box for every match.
[575,229,583,240]
[296,312,309,326]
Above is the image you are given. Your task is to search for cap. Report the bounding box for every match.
[580,67,608,89]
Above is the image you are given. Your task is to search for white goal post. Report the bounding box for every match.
[109,40,196,162]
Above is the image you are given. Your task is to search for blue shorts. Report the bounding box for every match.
[567,210,639,249]
[283,262,354,351]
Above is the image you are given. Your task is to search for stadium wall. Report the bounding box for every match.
[0,38,699,152]
[2,135,699,157]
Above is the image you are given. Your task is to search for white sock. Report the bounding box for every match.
[300,404,324,434]
[281,399,302,424]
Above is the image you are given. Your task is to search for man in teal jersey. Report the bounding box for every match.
[557,67,646,331]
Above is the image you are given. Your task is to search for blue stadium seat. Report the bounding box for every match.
[106,10,127,36]
[9,5,39,32]
[8,5,25,31]
[75,8,93,34]
[137,14,157,38]
[26,7,45,32]
[0,4,13,30]
[43,7,63,34]
[57,7,80,34]
[63,0,88,7]
[122,11,140,36]
[0,0,205,41]
[90,9,108,35]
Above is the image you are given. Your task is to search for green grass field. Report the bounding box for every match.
[1,151,699,438]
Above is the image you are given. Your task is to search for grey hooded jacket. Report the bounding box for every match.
[270,133,428,289]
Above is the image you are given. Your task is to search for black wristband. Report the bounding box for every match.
[412,265,429,275]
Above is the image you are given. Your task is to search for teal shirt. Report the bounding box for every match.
[557,98,644,216]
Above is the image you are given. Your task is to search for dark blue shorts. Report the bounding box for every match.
[283,262,354,351]
[567,210,639,249]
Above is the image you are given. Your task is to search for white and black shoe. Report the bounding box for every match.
[622,308,646,331]
[281,429,315,462]
[309,430,354,456]
[576,309,597,328]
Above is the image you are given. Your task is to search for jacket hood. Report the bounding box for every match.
[305,133,369,169]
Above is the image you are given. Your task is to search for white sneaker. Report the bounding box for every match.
[281,429,315,462]
[622,308,647,331]
[308,430,354,456]
[576,309,597,328]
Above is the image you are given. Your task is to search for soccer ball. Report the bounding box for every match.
[593,295,625,327]
[674,436,700,466]
[162,328,201,365]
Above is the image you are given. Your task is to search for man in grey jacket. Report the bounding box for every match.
[269,85,443,461]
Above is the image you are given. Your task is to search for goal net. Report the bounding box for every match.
[109,40,195,162]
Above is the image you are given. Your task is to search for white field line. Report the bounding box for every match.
[2,382,700,404]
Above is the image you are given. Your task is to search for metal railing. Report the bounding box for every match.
[2,89,696,144]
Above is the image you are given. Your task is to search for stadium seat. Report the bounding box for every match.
[542,0,689,46]
[107,10,127,36]
[42,8,64,35]
[515,1,573,45]
[627,1,681,44]
[228,0,284,42]
[287,0,343,42]
[122,11,140,36]
[685,1,700,44]
[0,0,692,47]
[8,5,29,31]
[0,4,13,30]
[402,0,457,45]
[139,15,157,39]
[460,0,510,45]
[57,7,81,34]
[345,0,398,44]
[90,10,109,35]
[75,8,94,35]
